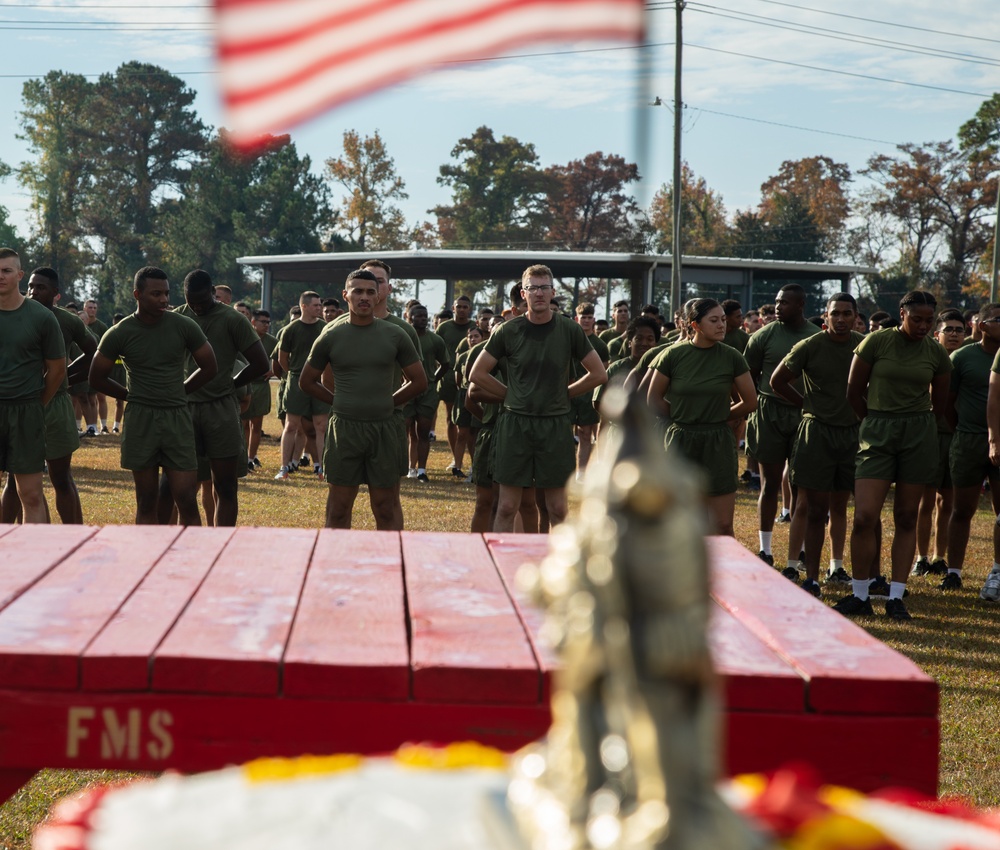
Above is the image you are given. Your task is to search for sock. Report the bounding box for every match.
[786,559,800,573]
[99,418,106,430]
[829,559,843,575]
[114,420,122,429]
[948,568,961,575]
[889,581,906,601]
[314,463,321,473]
[759,531,772,555]
[417,467,426,475]
[852,579,869,601]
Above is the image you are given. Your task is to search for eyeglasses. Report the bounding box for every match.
[523,284,554,293]
[940,327,965,334]
[981,317,1000,325]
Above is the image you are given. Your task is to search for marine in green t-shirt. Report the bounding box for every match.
[299,270,426,530]
[88,266,217,527]
[405,304,452,479]
[435,300,476,461]
[570,304,608,474]
[651,340,749,426]
[244,309,277,469]
[854,327,952,414]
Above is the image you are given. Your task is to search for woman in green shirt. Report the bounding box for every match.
[646,298,757,536]
[838,291,953,621]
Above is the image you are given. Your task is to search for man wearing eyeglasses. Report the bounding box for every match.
[469,264,607,532]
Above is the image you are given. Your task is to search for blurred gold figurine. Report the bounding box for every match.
[510,389,761,850]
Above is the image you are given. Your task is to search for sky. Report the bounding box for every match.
[1,0,999,293]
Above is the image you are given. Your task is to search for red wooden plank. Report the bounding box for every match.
[708,601,805,712]
[402,532,540,704]
[152,527,315,696]
[707,536,938,716]
[283,530,409,700]
[725,711,939,796]
[0,690,551,773]
[483,534,558,701]
[0,524,97,611]
[0,526,181,690]
[81,527,236,692]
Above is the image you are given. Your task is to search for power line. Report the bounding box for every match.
[685,105,901,147]
[686,43,991,98]
[0,18,209,25]
[684,3,1000,69]
[0,24,211,30]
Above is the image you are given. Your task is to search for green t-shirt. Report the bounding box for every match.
[599,327,626,344]
[855,327,952,414]
[332,311,419,396]
[483,314,593,417]
[652,341,749,426]
[608,335,629,362]
[782,331,863,427]
[633,341,672,381]
[573,333,608,380]
[744,320,821,403]
[254,332,278,385]
[436,318,474,355]
[54,306,93,393]
[467,338,501,427]
[416,330,450,383]
[87,318,109,340]
[950,343,994,434]
[279,319,327,373]
[175,303,261,402]
[97,311,208,408]
[594,355,637,406]
[723,327,750,354]
[0,297,65,401]
[307,318,420,420]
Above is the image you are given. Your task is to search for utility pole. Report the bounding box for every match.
[670,1,685,318]
[992,184,1000,301]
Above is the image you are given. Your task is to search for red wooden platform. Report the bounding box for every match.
[0,525,938,803]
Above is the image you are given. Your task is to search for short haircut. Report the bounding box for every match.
[509,283,525,308]
[963,309,977,323]
[30,266,59,288]
[183,269,213,295]
[235,300,250,311]
[84,298,97,307]
[478,307,494,317]
[641,303,658,315]
[0,248,19,263]
[360,259,391,276]
[613,300,629,310]
[345,269,378,287]
[760,303,776,315]
[64,301,80,311]
[521,264,553,284]
[721,299,742,316]
[979,302,1000,321]
[899,290,936,310]
[778,284,806,299]
[214,284,232,297]
[869,310,890,323]
[808,315,824,328]
[856,311,867,323]
[409,303,428,315]
[322,297,340,307]
[134,266,167,292]
[253,309,271,320]
[290,305,302,317]
[550,297,562,308]
[436,309,453,321]
[826,292,857,311]
[627,315,662,343]
[937,308,965,328]
[299,290,321,304]
[113,312,124,322]
[575,301,595,316]
[454,294,472,304]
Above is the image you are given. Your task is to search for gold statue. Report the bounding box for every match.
[509,389,763,850]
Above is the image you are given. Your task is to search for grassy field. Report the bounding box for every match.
[3,394,1000,846]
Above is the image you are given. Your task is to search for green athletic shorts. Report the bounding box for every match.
[451,388,472,427]
[191,395,244,459]
[856,411,937,485]
[405,386,439,422]
[745,395,801,465]
[472,426,494,487]
[121,403,197,472]
[570,393,600,427]
[789,418,859,493]
[241,380,272,421]
[324,414,406,489]
[949,430,998,489]
[930,431,953,490]
[491,412,575,489]
[284,372,331,418]
[68,381,90,396]
[0,400,46,474]
[44,391,81,460]
[276,377,287,419]
[439,371,458,406]
[665,422,738,497]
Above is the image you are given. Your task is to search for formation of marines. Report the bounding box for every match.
[4,245,1000,620]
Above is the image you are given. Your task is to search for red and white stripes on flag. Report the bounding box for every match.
[215,0,645,146]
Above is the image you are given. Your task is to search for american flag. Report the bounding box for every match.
[215,0,645,147]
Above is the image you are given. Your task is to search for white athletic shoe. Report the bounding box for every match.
[446,460,456,470]
[407,469,418,479]
[274,466,289,481]
[981,568,1000,601]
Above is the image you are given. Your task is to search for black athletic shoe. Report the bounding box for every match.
[740,469,752,483]
[885,598,912,620]
[100,426,110,435]
[868,575,891,596]
[747,476,760,491]
[781,566,800,583]
[451,468,466,478]
[929,558,948,575]
[833,595,873,617]
[801,579,821,598]
[758,550,774,567]
[826,566,852,585]
[776,512,791,524]
[911,557,932,576]
[939,572,962,591]
[299,454,311,467]
[416,472,430,482]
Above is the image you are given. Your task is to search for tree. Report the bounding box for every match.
[0,162,24,253]
[79,62,207,309]
[432,126,549,249]
[758,156,851,258]
[159,132,330,301]
[17,71,95,291]
[543,152,640,251]
[324,130,409,251]
[648,163,730,256]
